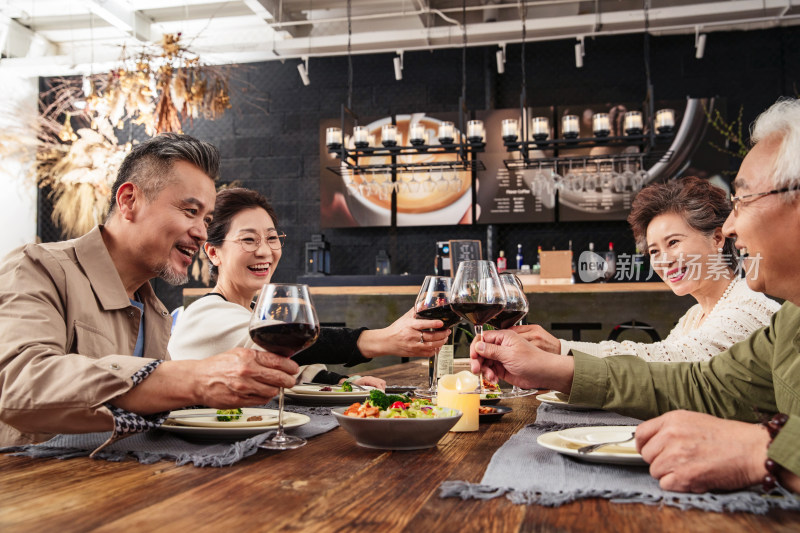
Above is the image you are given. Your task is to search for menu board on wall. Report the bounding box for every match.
[475,107,556,224]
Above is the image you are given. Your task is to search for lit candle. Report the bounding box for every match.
[437,371,479,432]
[592,113,610,137]
[501,118,518,141]
[353,125,369,148]
[467,120,484,142]
[381,124,397,147]
[561,115,579,138]
[409,122,426,145]
[624,111,643,135]
[326,127,342,148]
[438,121,455,144]
[531,116,549,141]
[655,108,675,133]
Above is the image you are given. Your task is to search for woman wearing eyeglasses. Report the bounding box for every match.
[514,176,780,362]
[168,188,449,387]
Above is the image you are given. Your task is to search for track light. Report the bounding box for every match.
[297,56,310,86]
[393,51,403,81]
[496,43,506,74]
[695,29,707,59]
[574,36,585,68]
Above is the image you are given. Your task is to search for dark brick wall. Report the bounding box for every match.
[39,27,800,311]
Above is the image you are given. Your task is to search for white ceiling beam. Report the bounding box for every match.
[0,14,59,59]
[78,0,152,42]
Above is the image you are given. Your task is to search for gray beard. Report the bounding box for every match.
[156,261,189,286]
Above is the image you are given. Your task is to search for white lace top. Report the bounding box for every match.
[560,278,781,362]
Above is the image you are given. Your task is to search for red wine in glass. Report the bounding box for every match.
[449,260,507,393]
[450,302,504,326]
[250,322,320,357]
[249,283,320,450]
[414,276,457,397]
[487,309,528,330]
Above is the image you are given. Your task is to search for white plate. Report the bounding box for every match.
[556,426,637,451]
[536,391,597,411]
[537,427,645,466]
[285,385,373,405]
[288,385,375,396]
[167,408,279,428]
[160,410,310,441]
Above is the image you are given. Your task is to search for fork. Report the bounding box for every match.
[577,432,636,454]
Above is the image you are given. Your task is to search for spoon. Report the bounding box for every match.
[577,432,636,454]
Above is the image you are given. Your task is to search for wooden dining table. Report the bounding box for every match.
[1,361,798,532]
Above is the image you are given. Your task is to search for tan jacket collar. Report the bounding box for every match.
[73,226,166,315]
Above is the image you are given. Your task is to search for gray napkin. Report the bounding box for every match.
[0,403,338,468]
[440,404,800,514]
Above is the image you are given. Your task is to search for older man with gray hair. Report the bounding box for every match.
[0,133,298,448]
[470,97,800,494]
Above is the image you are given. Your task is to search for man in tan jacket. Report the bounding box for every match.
[0,133,298,446]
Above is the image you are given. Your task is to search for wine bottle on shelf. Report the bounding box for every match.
[497,250,507,273]
[603,242,617,283]
[516,244,524,271]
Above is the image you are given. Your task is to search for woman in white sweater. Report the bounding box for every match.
[516,176,779,362]
[169,188,449,386]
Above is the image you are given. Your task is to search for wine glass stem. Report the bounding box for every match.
[475,325,485,394]
[275,387,286,438]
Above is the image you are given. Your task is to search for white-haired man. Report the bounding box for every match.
[470,98,800,494]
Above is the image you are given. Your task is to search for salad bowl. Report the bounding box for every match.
[331,406,462,450]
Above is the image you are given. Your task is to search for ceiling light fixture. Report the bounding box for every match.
[297,56,310,86]
[695,28,707,59]
[575,36,585,68]
[496,43,505,74]
[393,50,403,81]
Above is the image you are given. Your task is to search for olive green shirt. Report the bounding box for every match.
[570,301,800,477]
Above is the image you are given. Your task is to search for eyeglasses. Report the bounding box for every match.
[226,232,286,252]
[730,186,797,215]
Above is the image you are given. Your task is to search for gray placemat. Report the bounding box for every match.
[440,404,800,514]
[0,403,338,468]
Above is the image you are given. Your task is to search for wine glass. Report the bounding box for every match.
[450,260,506,393]
[249,283,320,450]
[487,273,537,398]
[413,276,460,398]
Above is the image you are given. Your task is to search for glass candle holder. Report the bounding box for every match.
[502,118,518,142]
[624,111,643,135]
[353,126,369,148]
[326,127,343,149]
[381,124,398,147]
[656,108,675,134]
[561,115,579,139]
[592,113,610,137]
[409,122,426,145]
[367,133,377,148]
[438,121,455,144]
[531,116,549,141]
[467,120,484,143]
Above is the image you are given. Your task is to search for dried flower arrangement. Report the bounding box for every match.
[35,33,255,239]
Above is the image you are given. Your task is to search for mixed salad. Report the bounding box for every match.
[344,390,442,419]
